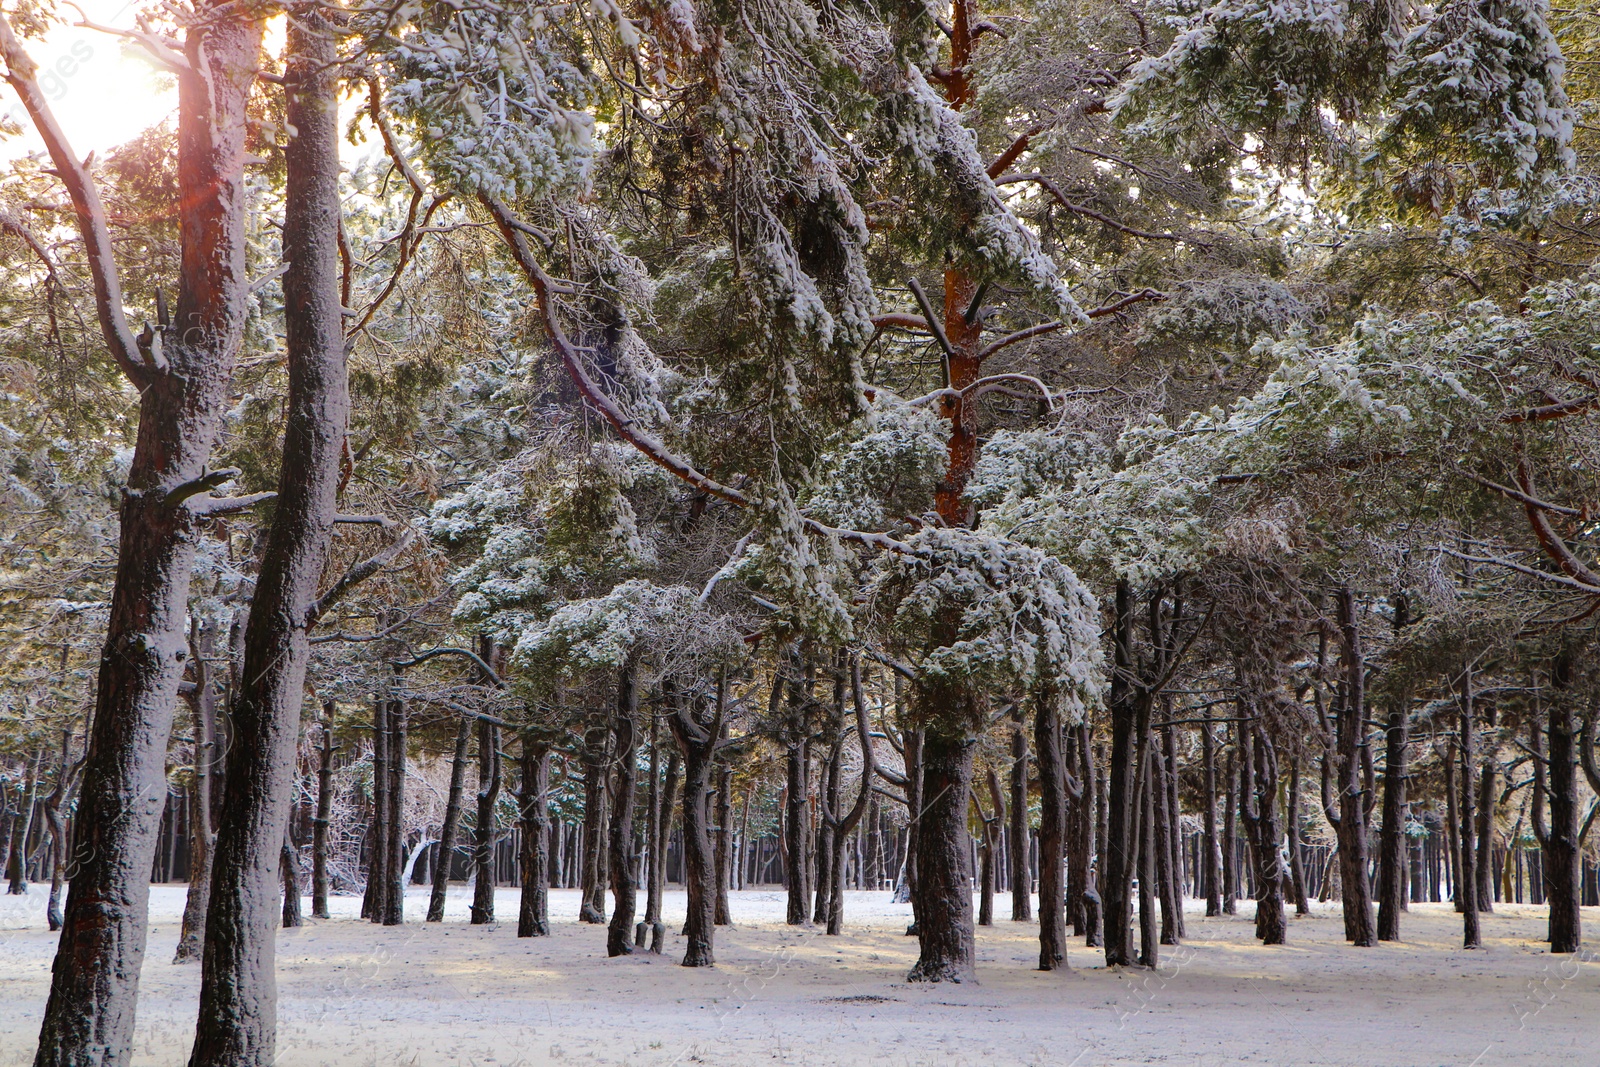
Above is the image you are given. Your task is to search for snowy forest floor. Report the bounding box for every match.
[1,887,1595,1067]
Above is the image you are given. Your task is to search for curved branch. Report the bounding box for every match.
[391,646,504,688]
[993,172,1200,245]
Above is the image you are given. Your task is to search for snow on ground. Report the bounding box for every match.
[0,886,1595,1066]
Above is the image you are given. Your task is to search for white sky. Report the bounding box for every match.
[1,0,289,163]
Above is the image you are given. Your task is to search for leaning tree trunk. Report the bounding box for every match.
[518,739,552,938]
[7,750,43,894]
[471,716,501,924]
[188,12,347,1061]
[41,728,79,934]
[1035,691,1068,971]
[13,5,265,1060]
[907,709,979,984]
[1009,704,1031,922]
[606,663,640,957]
[428,717,472,922]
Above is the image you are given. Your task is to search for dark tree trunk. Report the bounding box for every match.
[1201,708,1223,917]
[606,663,640,956]
[1444,738,1462,912]
[1222,741,1239,915]
[279,828,303,930]
[1329,589,1376,946]
[1161,721,1186,940]
[187,12,346,1059]
[644,715,663,924]
[1240,721,1286,945]
[1376,695,1409,941]
[1287,757,1310,916]
[977,772,1000,927]
[1009,704,1032,921]
[517,740,552,937]
[383,695,406,926]
[428,717,472,922]
[21,7,265,1059]
[1154,734,1180,947]
[900,724,923,928]
[1475,746,1496,913]
[364,698,388,922]
[1538,651,1582,954]
[1103,581,1158,967]
[1458,669,1482,948]
[40,727,80,935]
[1068,720,1096,937]
[714,762,734,926]
[311,712,336,920]
[579,724,608,924]
[785,681,811,926]
[670,678,724,967]
[176,621,220,961]
[471,716,500,924]
[1035,693,1068,971]
[825,658,877,935]
[907,723,977,983]
[814,718,841,927]
[647,741,679,925]
[1138,747,1158,969]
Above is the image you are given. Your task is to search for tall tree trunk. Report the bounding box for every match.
[279,827,303,930]
[1201,708,1223,917]
[311,711,336,920]
[1009,705,1031,921]
[15,5,265,1059]
[1103,581,1154,967]
[1035,692,1068,970]
[644,714,663,923]
[1069,720,1096,937]
[578,723,608,924]
[7,751,42,894]
[364,697,388,922]
[188,11,346,1059]
[1458,668,1482,948]
[1330,588,1376,946]
[785,674,811,926]
[1539,651,1581,953]
[383,694,406,926]
[1287,756,1310,916]
[1162,720,1186,940]
[826,657,877,935]
[907,721,978,983]
[41,728,79,934]
[470,717,500,924]
[670,678,724,967]
[1474,738,1496,913]
[1240,720,1286,945]
[175,620,220,961]
[1138,747,1158,968]
[714,761,734,926]
[517,739,552,937]
[1222,741,1239,915]
[1376,695,1409,941]
[428,717,472,922]
[606,663,640,956]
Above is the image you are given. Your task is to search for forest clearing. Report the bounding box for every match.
[2,889,1594,1067]
[4,0,1600,1064]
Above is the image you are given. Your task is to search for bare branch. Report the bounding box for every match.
[307,530,418,625]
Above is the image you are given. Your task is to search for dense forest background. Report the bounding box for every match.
[1,0,1599,1063]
